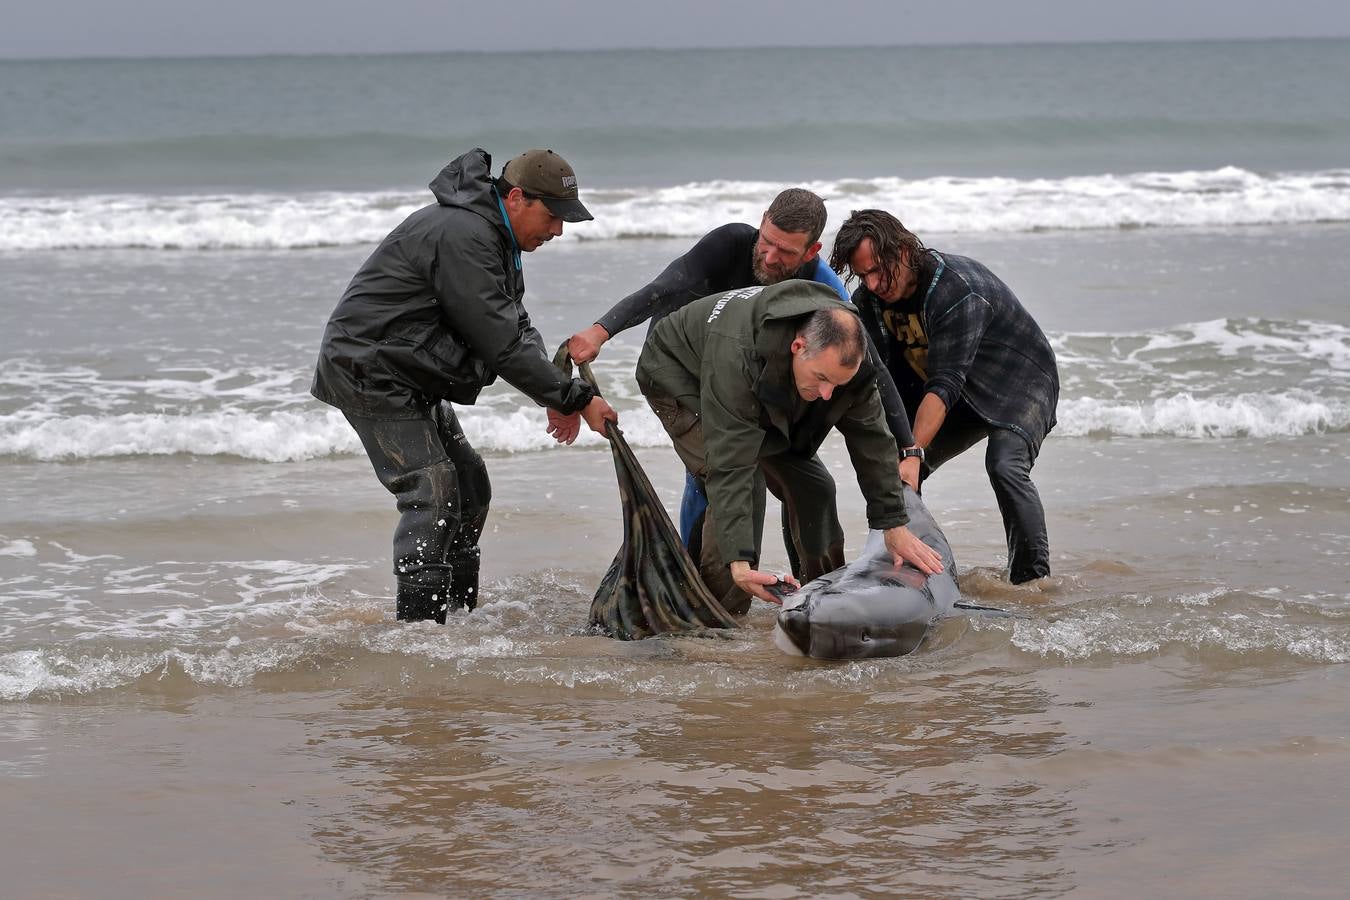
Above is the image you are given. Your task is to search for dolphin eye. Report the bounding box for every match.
[860,630,870,642]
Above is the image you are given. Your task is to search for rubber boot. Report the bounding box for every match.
[447,548,481,612]
[396,579,450,624]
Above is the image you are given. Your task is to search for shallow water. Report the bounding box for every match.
[6,649,1347,897]
[4,42,1350,897]
[5,409,1348,895]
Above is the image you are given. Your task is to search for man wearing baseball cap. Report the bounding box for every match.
[311,147,615,624]
[500,148,594,224]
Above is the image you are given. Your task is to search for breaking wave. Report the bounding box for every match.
[0,407,674,462]
[1,317,1346,461]
[0,391,1344,463]
[3,167,1347,250]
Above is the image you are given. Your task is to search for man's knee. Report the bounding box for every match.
[458,450,491,507]
[346,413,449,488]
[985,433,1034,487]
[455,456,492,543]
[388,459,459,515]
[766,455,836,506]
[796,467,838,507]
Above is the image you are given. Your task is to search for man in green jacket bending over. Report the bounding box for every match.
[636,279,943,612]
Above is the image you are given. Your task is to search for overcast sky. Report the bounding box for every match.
[4,0,1349,59]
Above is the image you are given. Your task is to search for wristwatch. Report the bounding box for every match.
[901,446,926,462]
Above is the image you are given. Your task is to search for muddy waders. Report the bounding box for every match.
[344,403,491,623]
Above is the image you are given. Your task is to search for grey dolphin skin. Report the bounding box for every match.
[773,486,1005,660]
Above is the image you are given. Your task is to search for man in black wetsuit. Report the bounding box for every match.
[561,189,914,583]
[831,209,1059,584]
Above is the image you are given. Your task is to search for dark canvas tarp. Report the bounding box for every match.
[554,345,738,640]
[590,419,740,639]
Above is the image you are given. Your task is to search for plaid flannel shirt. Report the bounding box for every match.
[854,251,1059,452]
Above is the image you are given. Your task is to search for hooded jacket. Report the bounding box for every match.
[311,148,595,419]
[636,280,908,564]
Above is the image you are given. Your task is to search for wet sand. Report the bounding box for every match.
[7,655,1346,897]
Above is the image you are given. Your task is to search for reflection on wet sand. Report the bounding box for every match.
[303,671,1077,896]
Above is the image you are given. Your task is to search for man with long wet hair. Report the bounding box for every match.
[830,209,1059,584]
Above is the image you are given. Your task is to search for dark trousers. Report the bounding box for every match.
[923,401,1050,583]
[343,403,491,618]
[644,390,845,614]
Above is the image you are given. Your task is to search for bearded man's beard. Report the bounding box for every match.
[751,248,793,285]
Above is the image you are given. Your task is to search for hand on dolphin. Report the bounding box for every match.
[546,408,582,445]
[729,560,800,604]
[884,524,944,575]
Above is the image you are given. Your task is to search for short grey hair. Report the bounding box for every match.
[797,308,864,368]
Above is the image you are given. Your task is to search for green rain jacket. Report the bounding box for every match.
[636,280,908,563]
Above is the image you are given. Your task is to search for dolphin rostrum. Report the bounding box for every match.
[773,486,1006,659]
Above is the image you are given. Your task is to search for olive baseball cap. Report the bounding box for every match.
[501,148,594,222]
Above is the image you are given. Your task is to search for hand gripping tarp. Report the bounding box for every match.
[554,344,738,640]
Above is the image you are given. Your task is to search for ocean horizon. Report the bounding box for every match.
[4,32,1347,60]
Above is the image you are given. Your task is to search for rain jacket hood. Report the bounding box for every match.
[429,151,501,222]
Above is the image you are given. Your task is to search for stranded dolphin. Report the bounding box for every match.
[772,486,1005,659]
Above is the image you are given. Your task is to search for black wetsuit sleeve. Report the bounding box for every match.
[868,339,915,449]
[595,224,749,337]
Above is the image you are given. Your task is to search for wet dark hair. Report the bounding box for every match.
[765,188,828,245]
[798,308,864,368]
[829,209,929,297]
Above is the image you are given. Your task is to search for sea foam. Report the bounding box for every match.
[1,390,1345,463]
[1,317,1346,461]
[1056,392,1350,439]
[0,406,675,462]
[2,167,1347,251]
